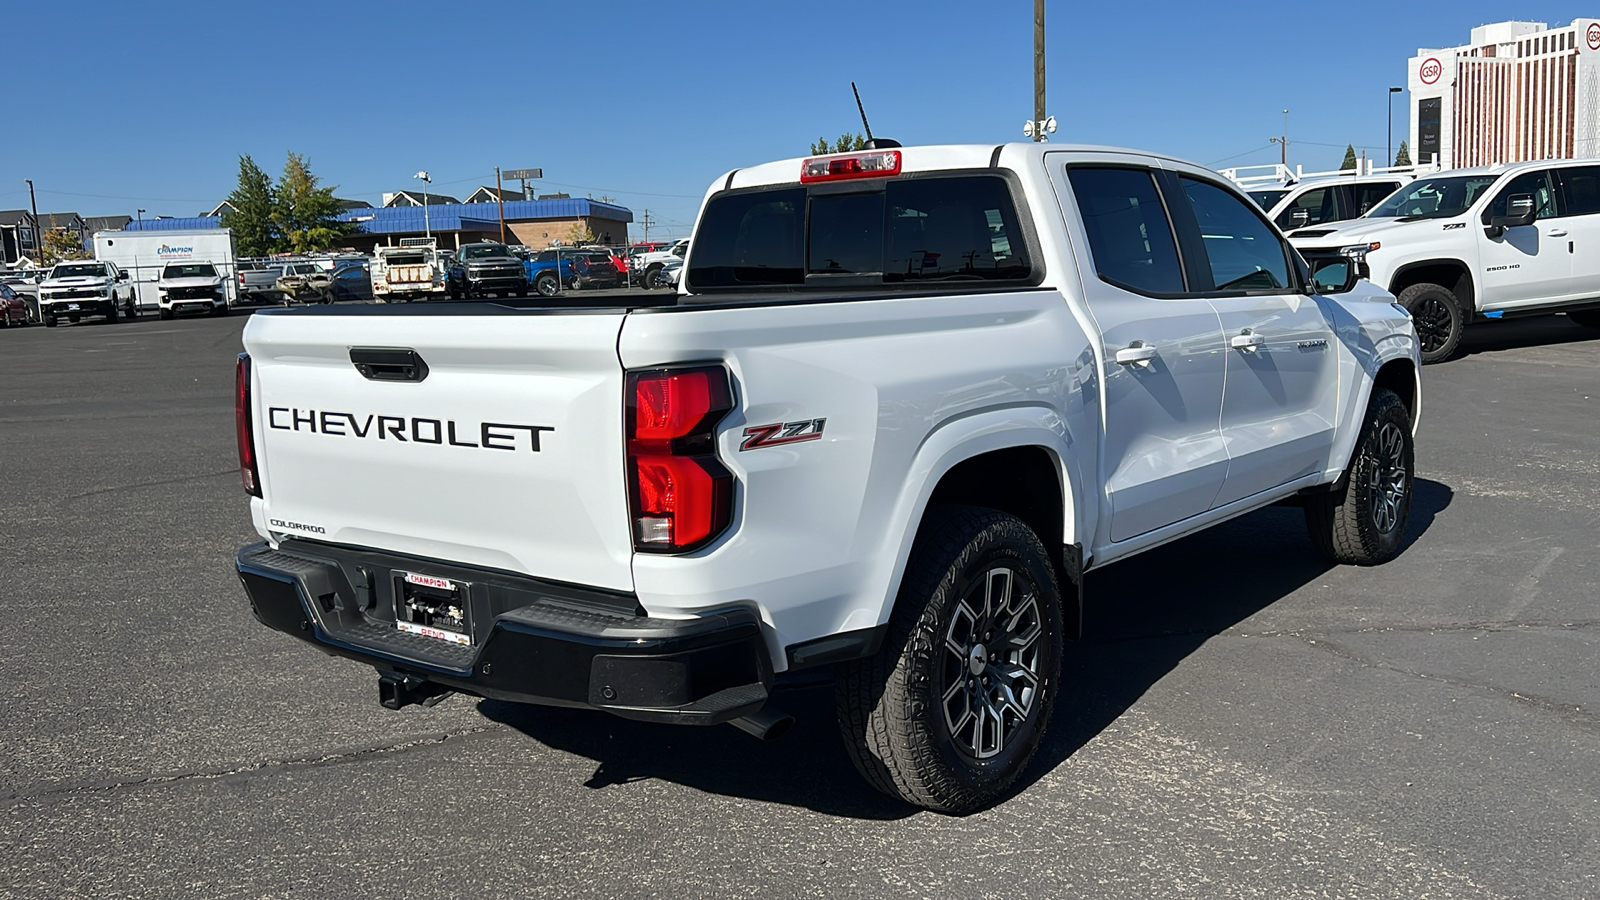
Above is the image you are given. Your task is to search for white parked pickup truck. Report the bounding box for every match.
[234,143,1421,813]
[1290,159,1600,363]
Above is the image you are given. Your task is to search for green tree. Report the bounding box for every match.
[564,220,596,245]
[809,132,869,154]
[1340,144,1359,172]
[220,154,279,256]
[1394,140,1412,167]
[40,228,89,264]
[273,152,356,253]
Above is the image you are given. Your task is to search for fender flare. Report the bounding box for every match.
[861,405,1090,634]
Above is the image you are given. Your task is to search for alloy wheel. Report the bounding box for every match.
[1367,421,1408,534]
[940,566,1044,760]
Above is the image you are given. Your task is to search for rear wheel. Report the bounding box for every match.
[1396,282,1463,364]
[1567,309,1600,328]
[836,506,1062,814]
[1305,388,1414,566]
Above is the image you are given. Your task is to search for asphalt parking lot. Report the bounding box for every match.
[1,307,1596,899]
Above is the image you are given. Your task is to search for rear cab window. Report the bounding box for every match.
[686,173,1037,293]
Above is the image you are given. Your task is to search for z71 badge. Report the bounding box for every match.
[741,418,826,451]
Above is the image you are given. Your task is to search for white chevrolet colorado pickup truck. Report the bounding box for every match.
[234,143,1421,813]
[1290,159,1600,363]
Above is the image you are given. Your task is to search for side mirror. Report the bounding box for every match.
[1485,193,1536,237]
[117,271,129,281]
[1290,209,1311,228]
[1309,258,1363,294]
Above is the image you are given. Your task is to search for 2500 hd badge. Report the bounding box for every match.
[266,407,554,452]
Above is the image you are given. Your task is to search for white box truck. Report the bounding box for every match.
[94,228,240,312]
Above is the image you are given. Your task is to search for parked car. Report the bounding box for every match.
[447,242,530,299]
[1290,159,1600,363]
[239,262,290,303]
[585,246,630,282]
[329,263,373,302]
[372,244,447,302]
[2,271,44,323]
[155,262,228,319]
[572,250,621,289]
[0,282,27,327]
[524,249,585,296]
[38,260,135,326]
[233,141,1420,814]
[275,262,334,305]
[635,239,688,289]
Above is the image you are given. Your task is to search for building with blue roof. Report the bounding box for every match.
[123,198,634,251]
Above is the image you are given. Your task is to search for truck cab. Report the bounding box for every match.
[1291,160,1600,362]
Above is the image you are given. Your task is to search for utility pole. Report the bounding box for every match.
[25,178,39,259]
[641,208,653,245]
[495,167,507,244]
[1033,0,1046,142]
[1269,108,1290,168]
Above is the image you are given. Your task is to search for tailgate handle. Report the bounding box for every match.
[350,347,429,383]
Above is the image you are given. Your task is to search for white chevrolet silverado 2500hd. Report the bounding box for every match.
[1289,159,1600,363]
[234,143,1421,812]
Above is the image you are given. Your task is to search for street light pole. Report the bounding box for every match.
[1388,87,1403,167]
[414,171,432,240]
[25,178,39,259]
[136,208,144,226]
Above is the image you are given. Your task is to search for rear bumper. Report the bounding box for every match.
[236,540,773,724]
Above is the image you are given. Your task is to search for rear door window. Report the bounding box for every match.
[1354,181,1401,215]
[688,189,805,287]
[1559,166,1600,216]
[1064,166,1185,294]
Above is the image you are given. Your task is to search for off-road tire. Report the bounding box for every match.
[1304,388,1414,566]
[1396,282,1463,364]
[836,506,1062,814]
[1567,309,1600,328]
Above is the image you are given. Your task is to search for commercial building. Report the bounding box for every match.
[124,197,633,252]
[1409,19,1600,168]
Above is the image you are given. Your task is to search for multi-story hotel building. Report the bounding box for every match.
[1409,19,1600,168]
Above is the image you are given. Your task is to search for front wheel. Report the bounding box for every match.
[535,273,559,297]
[645,266,667,290]
[836,506,1062,814]
[1396,282,1463,364]
[1567,309,1600,328]
[1304,388,1414,566]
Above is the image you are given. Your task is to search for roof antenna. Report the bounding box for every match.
[853,82,900,150]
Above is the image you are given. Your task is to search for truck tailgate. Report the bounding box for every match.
[243,310,634,591]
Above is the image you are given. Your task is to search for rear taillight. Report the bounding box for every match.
[236,353,261,497]
[626,366,734,552]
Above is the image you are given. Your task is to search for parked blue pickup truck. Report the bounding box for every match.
[519,248,587,297]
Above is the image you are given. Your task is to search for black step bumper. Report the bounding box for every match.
[236,540,773,724]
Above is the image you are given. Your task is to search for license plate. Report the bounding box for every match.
[396,571,472,645]
[67,303,80,310]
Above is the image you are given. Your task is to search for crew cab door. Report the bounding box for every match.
[1171,173,1338,507]
[1049,157,1229,543]
[1556,164,1600,297]
[1477,167,1569,308]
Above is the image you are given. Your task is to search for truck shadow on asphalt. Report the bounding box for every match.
[1454,314,1600,359]
[482,478,1453,819]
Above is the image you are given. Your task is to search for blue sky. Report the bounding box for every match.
[2,1,1593,240]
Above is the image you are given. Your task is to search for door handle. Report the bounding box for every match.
[1114,341,1158,366]
[1546,228,1569,237]
[1230,330,1266,352]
